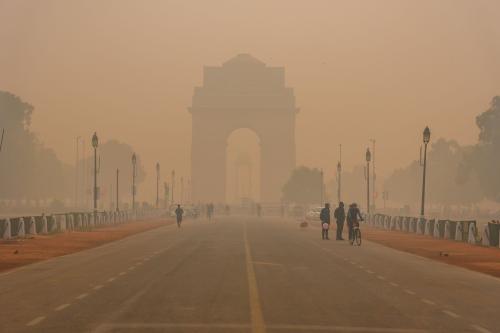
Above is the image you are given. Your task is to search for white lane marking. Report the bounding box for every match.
[107,277,116,282]
[421,299,435,305]
[55,303,71,311]
[94,322,429,332]
[390,282,399,287]
[366,270,374,274]
[442,310,460,318]
[470,324,492,333]
[358,265,364,269]
[26,316,45,326]
[350,261,357,265]
[93,285,104,290]
[404,289,416,295]
[136,262,143,266]
[76,293,89,300]
[119,272,126,276]
[377,275,386,280]
[129,266,136,271]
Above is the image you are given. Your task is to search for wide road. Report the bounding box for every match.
[0,217,498,333]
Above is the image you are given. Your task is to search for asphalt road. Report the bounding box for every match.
[0,217,499,333]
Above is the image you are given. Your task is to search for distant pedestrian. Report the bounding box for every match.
[334,202,346,240]
[175,204,184,228]
[320,203,331,240]
[256,203,262,218]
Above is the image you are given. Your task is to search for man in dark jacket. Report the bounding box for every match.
[334,201,346,240]
[320,203,331,240]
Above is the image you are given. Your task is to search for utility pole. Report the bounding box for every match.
[171,170,175,205]
[156,163,160,208]
[132,153,137,211]
[337,144,342,203]
[370,139,376,211]
[92,133,99,220]
[75,136,80,209]
[116,168,119,211]
[365,148,371,214]
[180,177,184,204]
[320,168,324,205]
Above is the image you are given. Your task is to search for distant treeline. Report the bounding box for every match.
[384,96,500,206]
[0,91,145,206]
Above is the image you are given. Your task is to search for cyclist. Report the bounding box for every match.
[175,204,184,228]
[346,203,363,241]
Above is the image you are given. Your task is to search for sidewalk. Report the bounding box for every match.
[0,218,173,273]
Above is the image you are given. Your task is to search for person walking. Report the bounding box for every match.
[334,201,346,240]
[175,204,184,228]
[320,203,331,240]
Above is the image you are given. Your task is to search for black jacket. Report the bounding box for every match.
[320,208,330,224]
[334,207,345,222]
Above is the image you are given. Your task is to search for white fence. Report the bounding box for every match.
[0,209,165,240]
[365,214,500,249]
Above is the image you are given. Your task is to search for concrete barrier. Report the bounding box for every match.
[425,219,434,236]
[66,214,74,231]
[482,224,490,246]
[468,223,477,244]
[410,217,418,233]
[455,222,464,241]
[1,219,11,239]
[17,218,25,238]
[27,216,37,235]
[417,218,425,234]
[41,215,48,234]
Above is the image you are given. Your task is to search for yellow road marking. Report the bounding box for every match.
[244,223,266,333]
[252,261,283,267]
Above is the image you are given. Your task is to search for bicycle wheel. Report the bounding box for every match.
[355,229,362,246]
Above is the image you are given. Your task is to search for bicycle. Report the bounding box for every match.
[350,221,362,246]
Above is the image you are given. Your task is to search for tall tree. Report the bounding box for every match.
[0,91,70,201]
[462,96,500,202]
[282,166,322,204]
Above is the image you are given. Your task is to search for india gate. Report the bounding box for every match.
[189,54,298,203]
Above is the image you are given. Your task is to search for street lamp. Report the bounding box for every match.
[132,153,137,211]
[92,132,99,220]
[420,126,431,216]
[156,162,160,209]
[365,148,371,214]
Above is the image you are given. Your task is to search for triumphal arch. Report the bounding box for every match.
[189,54,298,203]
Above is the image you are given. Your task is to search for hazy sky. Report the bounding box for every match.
[1,0,500,202]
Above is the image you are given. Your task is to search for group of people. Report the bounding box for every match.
[320,202,363,241]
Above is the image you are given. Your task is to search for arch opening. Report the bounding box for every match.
[225,128,261,204]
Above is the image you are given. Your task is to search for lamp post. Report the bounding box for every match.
[366,148,371,214]
[156,162,160,209]
[92,132,99,220]
[420,126,431,217]
[132,153,137,211]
